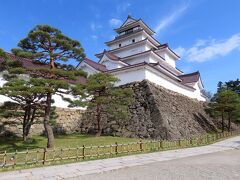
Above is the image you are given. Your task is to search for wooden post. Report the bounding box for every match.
[190,138,193,146]
[160,141,163,149]
[82,145,85,160]
[60,148,63,161]
[76,147,79,161]
[115,142,118,155]
[97,146,100,158]
[25,149,28,166]
[178,139,181,147]
[13,150,17,168]
[140,140,143,152]
[43,148,47,165]
[3,150,6,167]
[36,150,39,164]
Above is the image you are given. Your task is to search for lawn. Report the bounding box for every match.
[0,134,142,153]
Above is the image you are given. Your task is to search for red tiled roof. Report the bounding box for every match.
[178,71,200,84]
[0,52,87,84]
[156,43,180,58]
[0,52,49,69]
[81,58,107,72]
[104,50,120,61]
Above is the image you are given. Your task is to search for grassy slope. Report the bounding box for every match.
[0,134,141,153]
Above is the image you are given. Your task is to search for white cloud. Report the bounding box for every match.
[90,22,102,31]
[175,33,240,62]
[109,18,123,27]
[154,2,189,34]
[117,2,131,13]
[91,35,98,40]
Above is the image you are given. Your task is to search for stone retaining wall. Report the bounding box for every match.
[1,80,238,140]
[0,108,85,137]
[79,80,239,139]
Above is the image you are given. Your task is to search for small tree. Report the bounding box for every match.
[207,90,240,132]
[0,79,46,141]
[0,52,59,141]
[12,25,86,148]
[71,73,134,136]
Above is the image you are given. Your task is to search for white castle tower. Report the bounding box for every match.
[78,16,206,101]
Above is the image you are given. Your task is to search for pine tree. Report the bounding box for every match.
[207,90,240,132]
[0,79,46,141]
[0,52,46,141]
[224,79,240,94]
[71,73,134,136]
[11,25,86,148]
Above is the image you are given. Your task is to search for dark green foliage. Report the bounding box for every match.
[0,58,25,73]
[12,25,85,66]
[0,79,46,141]
[217,79,240,94]
[207,90,240,132]
[0,48,6,57]
[0,77,59,141]
[10,24,86,148]
[71,73,134,136]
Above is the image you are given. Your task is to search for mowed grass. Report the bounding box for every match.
[0,134,142,153]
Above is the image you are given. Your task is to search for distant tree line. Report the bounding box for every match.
[206,79,240,132]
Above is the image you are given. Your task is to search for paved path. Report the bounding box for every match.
[0,136,240,180]
[78,149,240,180]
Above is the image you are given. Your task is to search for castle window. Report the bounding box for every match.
[132,39,135,43]
[119,44,121,47]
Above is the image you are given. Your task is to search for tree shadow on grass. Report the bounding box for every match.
[0,136,45,153]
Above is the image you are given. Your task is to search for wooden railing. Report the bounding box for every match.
[0,130,239,171]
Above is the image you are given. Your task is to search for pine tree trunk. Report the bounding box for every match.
[221,110,224,132]
[44,93,54,148]
[22,106,30,142]
[228,112,231,132]
[95,104,102,137]
[23,122,30,142]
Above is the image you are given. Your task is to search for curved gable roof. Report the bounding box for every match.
[178,71,200,84]
[79,58,107,72]
[0,52,50,69]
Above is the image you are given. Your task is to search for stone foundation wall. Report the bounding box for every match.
[0,108,85,137]
[1,80,239,140]
[80,80,239,140]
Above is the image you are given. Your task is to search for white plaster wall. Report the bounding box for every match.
[124,54,150,65]
[0,74,86,108]
[145,69,194,97]
[111,66,205,101]
[193,81,206,101]
[52,94,85,109]
[145,69,205,101]
[78,63,97,76]
[112,68,146,86]
[101,60,124,70]
[156,51,176,68]
[0,74,12,105]
[165,54,176,68]
[123,53,158,65]
[149,54,159,63]
[113,44,147,58]
[109,33,146,50]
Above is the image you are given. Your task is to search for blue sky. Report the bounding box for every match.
[0,0,239,93]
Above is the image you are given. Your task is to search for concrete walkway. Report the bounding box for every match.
[0,136,240,180]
